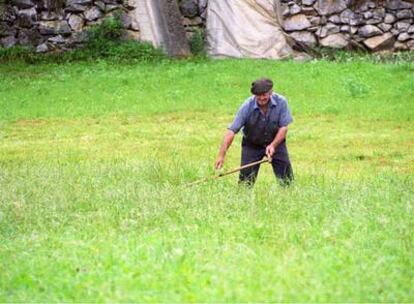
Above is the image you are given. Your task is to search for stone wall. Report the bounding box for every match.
[178,0,414,52]
[0,0,139,52]
[1,0,413,53]
[280,0,414,51]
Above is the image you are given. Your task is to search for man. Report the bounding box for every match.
[215,78,294,186]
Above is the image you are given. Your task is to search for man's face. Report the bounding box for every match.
[255,91,272,107]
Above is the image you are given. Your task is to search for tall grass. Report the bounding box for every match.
[0,57,413,301]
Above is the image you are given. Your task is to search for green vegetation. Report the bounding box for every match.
[188,29,206,57]
[0,57,413,301]
[0,16,165,64]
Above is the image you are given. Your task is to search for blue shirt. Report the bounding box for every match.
[228,94,293,145]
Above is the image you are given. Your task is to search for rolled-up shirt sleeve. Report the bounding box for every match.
[278,97,293,127]
[228,103,249,133]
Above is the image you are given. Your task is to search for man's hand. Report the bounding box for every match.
[215,156,225,170]
[215,130,235,170]
[265,144,275,161]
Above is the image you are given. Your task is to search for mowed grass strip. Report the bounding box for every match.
[0,58,413,302]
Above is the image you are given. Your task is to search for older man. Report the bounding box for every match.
[215,78,294,186]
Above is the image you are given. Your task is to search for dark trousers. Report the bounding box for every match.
[239,144,293,186]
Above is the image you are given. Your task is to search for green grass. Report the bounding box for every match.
[0,57,413,302]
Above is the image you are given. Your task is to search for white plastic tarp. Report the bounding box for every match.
[206,0,294,59]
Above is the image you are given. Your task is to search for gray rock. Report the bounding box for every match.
[350,14,364,26]
[40,11,59,21]
[394,40,409,50]
[36,43,49,53]
[38,21,72,35]
[408,25,414,33]
[310,16,321,25]
[384,13,396,23]
[17,28,43,46]
[95,1,106,11]
[65,4,86,13]
[302,0,315,5]
[316,22,340,37]
[120,12,131,28]
[121,29,140,41]
[293,52,313,61]
[283,14,312,31]
[48,35,66,43]
[391,28,400,35]
[358,24,383,37]
[301,7,317,15]
[68,31,87,44]
[105,4,120,12]
[199,0,208,12]
[339,10,364,26]
[355,0,375,12]
[396,9,413,19]
[319,33,349,48]
[355,0,369,13]
[86,19,102,26]
[328,14,341,23]
[1,35,17,48]
[340,25,350,32]
[384,0,413,10]
[0,23,16,38]
[363,32,395,50]
[378,22,393,31]
[183,16,203,26]
[11,0,34,9]
[290,4,301,15]
[315,0,349,15]
[398,32,411,40]
[66,0,92,5]
[180,0,198,18]
[17,7,37,28]
[340,9,354,24]
[373,8,386,19]
[394,20,411,31]
[130,14,140,31]
[200,8,207,20]
[407,39,414,49]
[308,26,319,32]
[363,11,373,19]
[282,4,290,16]
[366,18,383,25]
[289,31,317,46]
[368,1,376,8]
[125,0,135,9]
[68,14,84,32]
[350,26,358,34]
[84,6,102,21]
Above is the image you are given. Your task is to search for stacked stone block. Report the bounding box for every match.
[0,0,140,52]
[281,0,414,51]
[1,0,413,53]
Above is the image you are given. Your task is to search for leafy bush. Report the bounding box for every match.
[79,16,165,62]
[188,29,206,57]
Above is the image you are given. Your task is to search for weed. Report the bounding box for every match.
[188,29,206,57]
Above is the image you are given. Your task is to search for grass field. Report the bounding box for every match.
[1,57,413,302]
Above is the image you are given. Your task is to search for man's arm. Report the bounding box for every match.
[265,126,288,160]
[215,130,235,169]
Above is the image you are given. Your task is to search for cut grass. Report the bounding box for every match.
[0,57,413,301]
